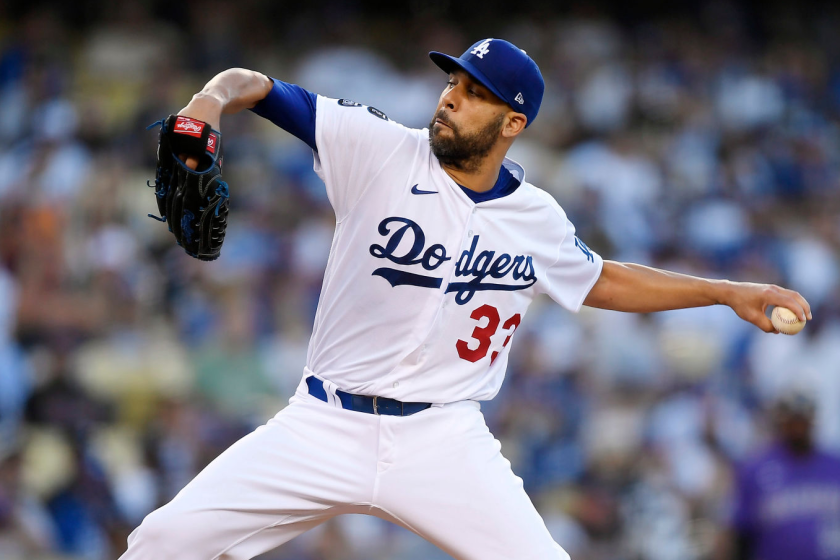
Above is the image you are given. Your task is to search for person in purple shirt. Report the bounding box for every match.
[723,390,840,560]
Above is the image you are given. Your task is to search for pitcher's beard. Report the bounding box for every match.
[429,112,504,173]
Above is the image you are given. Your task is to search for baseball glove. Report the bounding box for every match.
[146,114,229,261]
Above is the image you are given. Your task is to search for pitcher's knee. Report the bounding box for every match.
[125,506,209,558]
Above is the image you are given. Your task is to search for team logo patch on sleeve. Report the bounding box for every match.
[367,106,389,120]
[338,99,362,107]
[575,236,594,262]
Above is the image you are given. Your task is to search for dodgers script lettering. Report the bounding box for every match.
[369,217,537,304]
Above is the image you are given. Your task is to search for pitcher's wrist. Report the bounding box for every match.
[710,279,736,307]
[179,94,224,129]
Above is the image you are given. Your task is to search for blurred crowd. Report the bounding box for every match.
[1,1,840,559]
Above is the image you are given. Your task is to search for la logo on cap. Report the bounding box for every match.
[470,39,492,59]
[428,38,545,127]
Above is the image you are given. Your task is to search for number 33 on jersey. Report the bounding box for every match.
[304,96,603,404]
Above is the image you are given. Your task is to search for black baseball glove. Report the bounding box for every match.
[146,114,229,261]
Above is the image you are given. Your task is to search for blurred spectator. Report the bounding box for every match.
[719,390,840,560]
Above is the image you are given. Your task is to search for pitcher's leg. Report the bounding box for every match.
[374,403,570,560]
[121,397,379,560]
[124,507,338,560]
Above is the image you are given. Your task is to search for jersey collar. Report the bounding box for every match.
[433,154,527,206]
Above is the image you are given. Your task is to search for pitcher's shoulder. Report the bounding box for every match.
[516,182,570,220]
[318,96,420,136]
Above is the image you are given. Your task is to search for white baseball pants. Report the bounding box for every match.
[120,387,570,560]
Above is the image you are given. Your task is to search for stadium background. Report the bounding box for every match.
[1,0,840,558]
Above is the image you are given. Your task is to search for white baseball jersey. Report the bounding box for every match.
[122,85,590,560]
[306,96,603,403]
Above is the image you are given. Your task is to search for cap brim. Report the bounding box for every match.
[429,51,510,109]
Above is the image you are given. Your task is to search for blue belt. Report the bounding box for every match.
[305,376,432,416]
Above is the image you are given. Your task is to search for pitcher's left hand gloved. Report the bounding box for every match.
[147,114,229,261]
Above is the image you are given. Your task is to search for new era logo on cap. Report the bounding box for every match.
[429,38,545,127]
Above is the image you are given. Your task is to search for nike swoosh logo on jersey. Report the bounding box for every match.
[410,184,438,195]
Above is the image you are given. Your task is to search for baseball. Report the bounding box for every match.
[771,306,806,335]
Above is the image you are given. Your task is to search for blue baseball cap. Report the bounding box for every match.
[430,38,545,127]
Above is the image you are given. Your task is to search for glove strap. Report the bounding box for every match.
[164,115,222,165]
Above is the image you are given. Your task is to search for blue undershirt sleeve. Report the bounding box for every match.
[249,78,318,151]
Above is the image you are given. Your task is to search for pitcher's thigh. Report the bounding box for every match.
[376,408,570,560]
[123,504,335,560]
[121,400,377,560]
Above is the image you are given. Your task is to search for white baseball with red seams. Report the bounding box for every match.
[121,97,598,560]
[771,306,806,335]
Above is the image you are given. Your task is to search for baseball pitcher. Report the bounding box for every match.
[125,39,811,560]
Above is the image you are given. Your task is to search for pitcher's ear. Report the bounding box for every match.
[503,112,527,138]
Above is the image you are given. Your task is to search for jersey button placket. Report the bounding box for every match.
[441,206,478,309]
